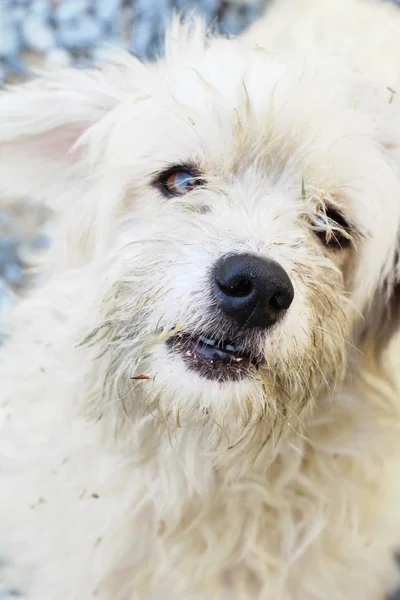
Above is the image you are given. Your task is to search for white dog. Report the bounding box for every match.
[2,1,400,599]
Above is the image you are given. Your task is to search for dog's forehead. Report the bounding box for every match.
[112,54,291,166]
[160,44,285,112]
[109,49,373,190]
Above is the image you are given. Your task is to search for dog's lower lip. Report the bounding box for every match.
[166,332,259,381]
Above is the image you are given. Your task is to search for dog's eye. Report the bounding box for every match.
[312,207,352,249]
[159,168,203,197]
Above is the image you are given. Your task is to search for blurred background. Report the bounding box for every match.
[0,0,267,85]
[0,0,267,314]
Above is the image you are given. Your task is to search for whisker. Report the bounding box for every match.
[309,324,361,354]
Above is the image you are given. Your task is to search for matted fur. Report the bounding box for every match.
[2,2,400,599]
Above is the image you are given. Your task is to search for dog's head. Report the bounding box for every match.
[2,22,400,454]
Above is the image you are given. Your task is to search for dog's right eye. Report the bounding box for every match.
[312,207,352,249]
[158,167,204,197]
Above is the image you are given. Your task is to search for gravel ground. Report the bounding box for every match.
[0,0,265,314]
[0,0,265,83]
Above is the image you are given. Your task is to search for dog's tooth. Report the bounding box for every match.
[185,350,192,357]
[198,336,216,346]
[232,356,244,363]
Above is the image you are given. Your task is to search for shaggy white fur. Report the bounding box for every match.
[243,0,400,89]
[2,1,400,599]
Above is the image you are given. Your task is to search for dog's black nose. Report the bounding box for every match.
[212,253,294,328]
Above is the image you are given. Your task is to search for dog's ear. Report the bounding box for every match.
[0,59,137,204]
[358,268,400,358]
[356,94,400,357]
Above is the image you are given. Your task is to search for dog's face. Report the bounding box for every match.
[2,23,400,451]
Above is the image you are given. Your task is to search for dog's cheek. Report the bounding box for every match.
[271,263,348,406]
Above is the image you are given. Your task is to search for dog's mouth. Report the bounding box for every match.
[166,332,261,381]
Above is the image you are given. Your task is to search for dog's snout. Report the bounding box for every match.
[212,253,294,328]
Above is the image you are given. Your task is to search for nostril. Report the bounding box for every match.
[269,290,293,311]
[217,276,253,298]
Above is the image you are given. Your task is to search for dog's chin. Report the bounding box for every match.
[166,332,262,382]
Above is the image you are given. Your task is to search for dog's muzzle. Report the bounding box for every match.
[167,253,294,381]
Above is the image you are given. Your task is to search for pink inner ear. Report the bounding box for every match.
[31,123,89,162]
[0,121,91,200]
